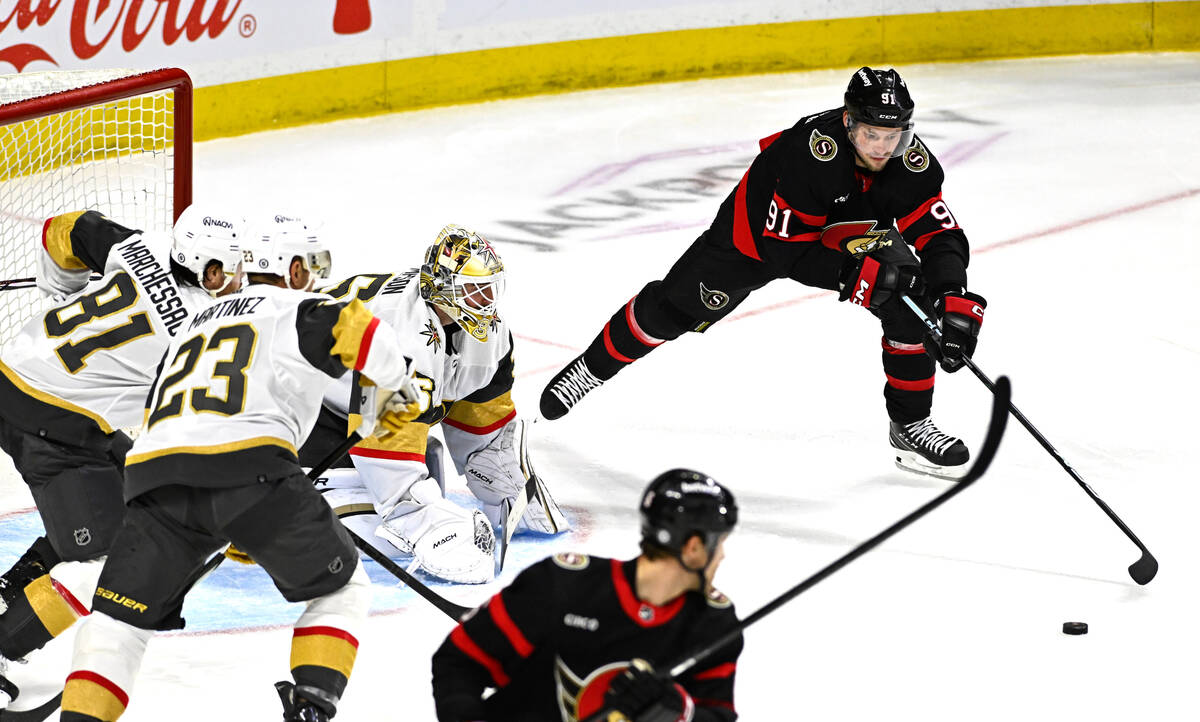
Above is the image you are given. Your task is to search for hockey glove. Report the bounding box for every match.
[376,373,430,436]
[836,229,923,310]
[223,544,255,565]
[602,660,694,722]
[926,290,987,372]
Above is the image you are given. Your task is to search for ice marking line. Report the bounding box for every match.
[513,333,580,351]
[0,506,35,520]
[552,142,753,196]
[938,131,1009,166]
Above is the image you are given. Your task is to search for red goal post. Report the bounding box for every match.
[0,67,192,346]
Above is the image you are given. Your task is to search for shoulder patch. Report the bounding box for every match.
[902,139,929,173]
[552,552,590,571]
[706,587,733,609]
[808,129,837,162]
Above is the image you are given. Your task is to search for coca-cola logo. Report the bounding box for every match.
[0,0,374,73]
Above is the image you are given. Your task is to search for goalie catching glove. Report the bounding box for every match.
[463,418,569,534]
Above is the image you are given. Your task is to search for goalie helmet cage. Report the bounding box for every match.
[0,67,193,347]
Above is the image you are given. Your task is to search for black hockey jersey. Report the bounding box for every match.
[432,554,742,722]
[706,108,970,295]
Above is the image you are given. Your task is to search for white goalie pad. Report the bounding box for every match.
[464,418,569,535]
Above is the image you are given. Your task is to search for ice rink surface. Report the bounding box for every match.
[1,52,1198,720]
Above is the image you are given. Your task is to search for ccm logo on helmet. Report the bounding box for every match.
[203,217,233,228]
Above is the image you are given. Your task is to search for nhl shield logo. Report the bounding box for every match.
[74,527,91,546]
[903,139,929,173]
[699,282,729,311]
[809,129,837,161]
[328,556,344,574]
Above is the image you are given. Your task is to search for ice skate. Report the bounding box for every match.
[275,680,334,722]
[889,417,969,480]
[375,499,496,584]
[0,656,17,710]
[540,355,605,420]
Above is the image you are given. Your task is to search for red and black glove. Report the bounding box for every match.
[601,661,694,722]
[926,291,987,372]
[838,254,924,310]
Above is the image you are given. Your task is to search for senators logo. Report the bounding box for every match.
[903,139,929,173]
[808,129,837,162]
[820,221,892,258]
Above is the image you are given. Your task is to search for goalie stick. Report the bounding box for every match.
[902,296,1157,585]
[582,376,1011,722]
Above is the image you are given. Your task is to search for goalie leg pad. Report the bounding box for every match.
[375,479,496,584]
[464,419,570,534]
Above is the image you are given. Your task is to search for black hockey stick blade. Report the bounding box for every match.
[347,529,471,621]
[0,691,62,721]
[497,497,514,572]
[659,376,1011,682]
[1128,548,1158,586]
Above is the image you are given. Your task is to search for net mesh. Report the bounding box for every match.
[0,69,179,347]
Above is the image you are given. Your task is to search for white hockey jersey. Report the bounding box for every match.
[0,212,211,448]
[312,271,516,514]
[123,284,413,500]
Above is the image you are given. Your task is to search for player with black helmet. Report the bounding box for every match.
[431,469,743,721]
[541,66,987,480]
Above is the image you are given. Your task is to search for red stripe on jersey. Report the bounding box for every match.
[65,671,129,708]
[52,578,90,617]
[897,193,946,233]
[294,626,360,648]
[694,697,737,712]
[944,296,985,323]
[730,169,761,261]
[450,626,510,687]
[354,316,381,371]
[443,410,516,435]
[694,662,737,680]
[489,593,534,658]
[626,296,664,347]
[912,230,940,251]
[610,559,685,628]
[886,373,935,391]
[763,229,820,243]
[602,322,635,363]
[348,447,425,462]
[881,337,926,355]
[758,131,783,150]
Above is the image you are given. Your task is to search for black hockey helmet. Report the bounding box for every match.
[640,469,737,564]
[843,67,916,159]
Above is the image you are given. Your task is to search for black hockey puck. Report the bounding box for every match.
[1062,622,1088,635]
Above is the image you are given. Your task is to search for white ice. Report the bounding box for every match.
[1,52,1198,720]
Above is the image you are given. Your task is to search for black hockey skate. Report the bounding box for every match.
[889,417,970,480]
[275,681,335,722]
[540,355,605,420]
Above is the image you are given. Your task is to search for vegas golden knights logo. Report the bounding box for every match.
[809,129,837,161]
[903,139,929,173]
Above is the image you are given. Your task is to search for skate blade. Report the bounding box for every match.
[893,449,969,481]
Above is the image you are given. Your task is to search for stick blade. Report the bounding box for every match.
[1128,550,1158,585]
[958,375,1011,487]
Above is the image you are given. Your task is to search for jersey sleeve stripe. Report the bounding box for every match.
[348,447,425,463]
[42,212,89,270]
[896,192,944,232]
[693,662,736,680]
[758,130,783,150]
[329,299,380,372]
[125,436,298,466]
[731,169,762,261]
[912,229,941,251]
[450,626,511,687]
[443,408,516,436]
[693,697,736,712]
[489,593,534,658]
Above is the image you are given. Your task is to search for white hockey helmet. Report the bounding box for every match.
[172,205,245,297]
[419,224,505,342]
[242,213,331,289]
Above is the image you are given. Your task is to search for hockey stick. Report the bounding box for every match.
[0,278,36,292]
[901,296,1157,585]
[499,419,562,570]
[581,377,1011,722]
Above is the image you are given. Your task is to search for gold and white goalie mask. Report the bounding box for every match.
[419,225,505,342]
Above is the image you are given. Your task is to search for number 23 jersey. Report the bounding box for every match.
[0,211,210,447]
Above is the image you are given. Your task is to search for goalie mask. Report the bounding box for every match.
[172,205,245,297]
[242,214,331,291]
[420,224,505,342]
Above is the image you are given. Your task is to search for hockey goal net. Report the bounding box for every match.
[0,67,192,348]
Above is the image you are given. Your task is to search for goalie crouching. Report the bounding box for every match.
[299,225,569,584]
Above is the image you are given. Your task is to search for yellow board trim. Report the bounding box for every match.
[291,633,358,679]
[0,358,114,434]
[23,574,80,637]
[125,436,298,466]
[192,3,1200,141]
[42,212,88,271]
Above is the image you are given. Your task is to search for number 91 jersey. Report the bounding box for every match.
[0,211,211,447]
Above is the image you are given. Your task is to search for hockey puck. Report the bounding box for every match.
[1062,622,1088,635]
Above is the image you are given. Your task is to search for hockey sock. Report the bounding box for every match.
[289,564,371,708]
[0,562,94,660]
[881,336,936,423]
[61,612,151,722]
[582,290,683,380]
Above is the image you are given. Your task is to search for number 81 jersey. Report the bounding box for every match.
[0,212,211,447]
